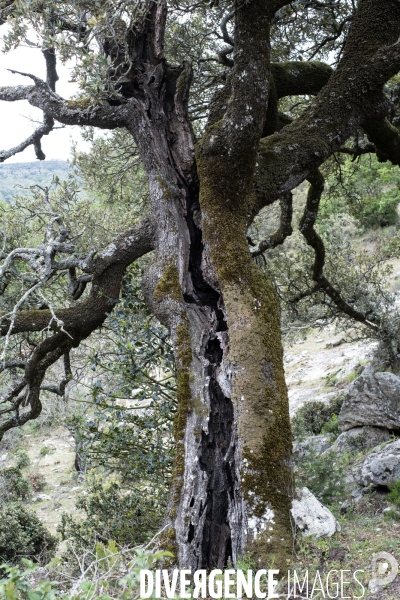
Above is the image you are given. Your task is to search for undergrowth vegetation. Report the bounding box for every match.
[0,546,171,600]
[291,394,344,439]
[0,464,57,567]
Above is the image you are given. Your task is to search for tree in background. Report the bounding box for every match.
[1,0,400,570]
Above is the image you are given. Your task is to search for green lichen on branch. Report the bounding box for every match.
[153,263,182,304]
[271,61,332,99]
[160,316,193,559]
[67,97,92,110]
[196,137,256,284]
[225,267,293,569]
[159,526,177,561]
[157,176,173,201]
[163,316,193,560]
[172,320,192,482]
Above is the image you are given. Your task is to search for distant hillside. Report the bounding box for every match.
[0,160,72,203]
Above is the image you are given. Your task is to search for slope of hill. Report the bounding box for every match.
[0,160,71,203]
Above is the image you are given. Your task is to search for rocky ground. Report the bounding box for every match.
[285,327,377,415]
[286,331,400,599]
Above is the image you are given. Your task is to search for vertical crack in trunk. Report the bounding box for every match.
[181,186,239,568]
[200,335,235,568]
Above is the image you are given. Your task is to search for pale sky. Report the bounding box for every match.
[0,36,90,164]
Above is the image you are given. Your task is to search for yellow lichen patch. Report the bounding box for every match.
[191,394,208,419]
[158,527,177,566]
[157,176,173,201]
[67,97,92,110]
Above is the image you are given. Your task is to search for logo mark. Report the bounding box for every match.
[369,551,398,594]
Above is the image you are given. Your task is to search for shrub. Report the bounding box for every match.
[292,395,344,439]
[0,560,60,600]
[0,547,172,599]
[28,472,47,492]
[14,450,30,469]
[39,446,55,457]
[0,467,32,503]
[0,502,57,566]
[320,413,340,436]
[352,190,399,229]
[59,474,165,553]
[388,479,400,508]
[294,448,348,506]
[384,479,400,521]
[318,153,400,230]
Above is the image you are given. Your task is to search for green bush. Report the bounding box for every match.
[318,153,400,230]
[59,474,165,553]
[60,268,174,557]
[320,413,340,436]
[14,450,30,469]
[28,472,47,492]
[0,502,57,566]
[384,479,400,520]
[295,448,348,506]
[39,446,54,457]
[292,395,344,439]
[0,467,32,503]
[352,190,399,229]
[388,479,400,507]
[0,547,172,599]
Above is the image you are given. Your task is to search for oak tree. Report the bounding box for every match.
[1,0,400,569]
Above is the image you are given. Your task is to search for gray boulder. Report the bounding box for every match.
[291,487,341,538]
[293,434,332,458]
[327,426,391,455]
[339,370,400,432]
[352,438,400,488]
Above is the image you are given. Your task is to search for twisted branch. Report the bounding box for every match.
[251,193,293,257]
[0,216,155,439]
[0,49,60,162]
[293,169,379,331]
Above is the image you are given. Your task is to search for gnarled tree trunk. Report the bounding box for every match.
[124,0,294,571]
[2,0,400,573]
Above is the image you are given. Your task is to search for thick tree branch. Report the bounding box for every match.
[198,0,272,198]
[271,61,332,98]
[0,49,59,161]
[41,351,72,397]
[294,169,379,330]
[219,11,235,47]
[0,73,127,129]
[262,62,332,137]
[338,142,375,159]
[362,117,400,166]
[253,0,400,214]
[0,217,155,439]
[0,114,54,162]
[0,216,155,337]
[0,333,70,439]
